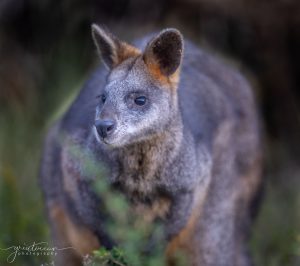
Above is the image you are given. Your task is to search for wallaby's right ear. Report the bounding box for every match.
[91,24,140,70]
[143,28,184,77]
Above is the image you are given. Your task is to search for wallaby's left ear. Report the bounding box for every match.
[143,29,183,77]
[91,24,140,69]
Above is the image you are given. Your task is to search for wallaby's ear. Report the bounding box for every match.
[91,24,140,69]
[143,29,183,77]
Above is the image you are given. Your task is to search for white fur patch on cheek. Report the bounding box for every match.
[124,106,160,135]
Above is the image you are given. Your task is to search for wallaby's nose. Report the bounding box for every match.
[95,120,115,139]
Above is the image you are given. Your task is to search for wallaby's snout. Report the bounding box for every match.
[95,119,115,139]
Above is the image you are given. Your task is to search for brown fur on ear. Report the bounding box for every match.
[147,61,181,89]
[91,24,140,69]
[143,28,183,87]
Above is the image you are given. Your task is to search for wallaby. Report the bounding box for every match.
[40,24,262,266]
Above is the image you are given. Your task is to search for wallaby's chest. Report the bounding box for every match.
[107,148,173,222]
[107,144,167,199]
[110,159,163,203]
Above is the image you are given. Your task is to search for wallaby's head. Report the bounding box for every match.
[91,24,183,147]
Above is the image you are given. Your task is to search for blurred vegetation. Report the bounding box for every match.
[251,145,300,266]
[67,141,169,266]
[0,0,300,265]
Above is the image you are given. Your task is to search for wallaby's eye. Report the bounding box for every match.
[134,96,147,106]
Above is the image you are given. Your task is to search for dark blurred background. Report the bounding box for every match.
[0,0,299,265]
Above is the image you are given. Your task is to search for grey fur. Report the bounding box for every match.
[91,24,118,69]
[40,26,262,266]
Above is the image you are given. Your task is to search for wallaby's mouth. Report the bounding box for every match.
[94,118,118,144]
[93,125,108,143]
[93,125,118,147]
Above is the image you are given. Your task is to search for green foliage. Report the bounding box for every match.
[83,247,128,266]
[68,142,167,266]
[0,110,49,265]
[0,29,89,265]
[250,147,300,266]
